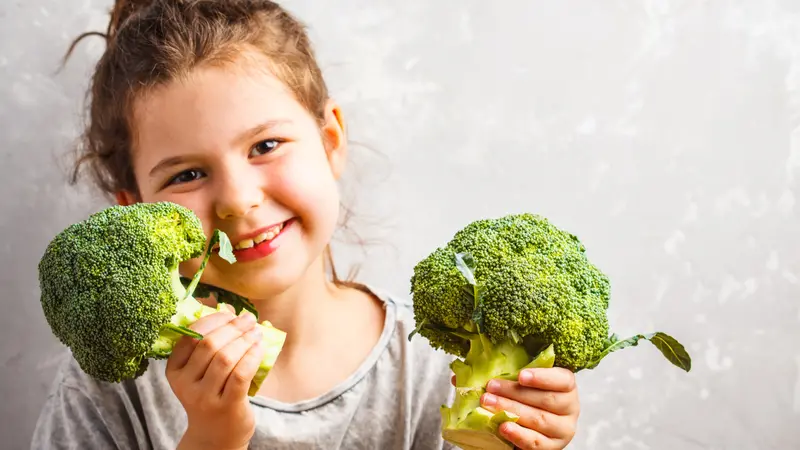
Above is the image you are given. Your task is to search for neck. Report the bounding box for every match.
[243,255,384,403]
[248,255,344,347]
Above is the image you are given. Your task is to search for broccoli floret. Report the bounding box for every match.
[38,201,286,396]
[408,213,691,450]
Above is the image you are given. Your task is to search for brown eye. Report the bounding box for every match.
[168,169,205,186]
[249,139,282,157]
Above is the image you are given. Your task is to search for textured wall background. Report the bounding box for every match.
[1,1,799,449]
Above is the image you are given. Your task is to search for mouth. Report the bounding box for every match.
[232,221,287,250]
[213,219,293,262]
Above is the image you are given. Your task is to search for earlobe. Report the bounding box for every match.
[115,191,137,206]
[322,99,348,180]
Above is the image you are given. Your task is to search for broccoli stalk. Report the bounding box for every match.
[147,268,207,356]
[146,229,240,351]
[442,339,557,450]
[148,229,285,397]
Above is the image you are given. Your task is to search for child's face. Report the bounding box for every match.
[121,53,347,299]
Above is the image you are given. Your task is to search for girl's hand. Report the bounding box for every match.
[167,305,266,450]
[482,368,580,450]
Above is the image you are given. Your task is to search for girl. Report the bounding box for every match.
[32,1,581,449]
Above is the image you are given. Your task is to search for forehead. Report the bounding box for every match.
[130,55,309,155]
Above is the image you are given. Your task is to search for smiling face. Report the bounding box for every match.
[120,52,348,299]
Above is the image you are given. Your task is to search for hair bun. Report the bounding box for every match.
[62,0,154,65]
[108,0,155,41]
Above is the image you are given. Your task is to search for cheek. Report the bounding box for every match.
[276,149,341,231]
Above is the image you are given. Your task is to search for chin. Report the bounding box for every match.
[213,252,320,300]
[233,272,299,300]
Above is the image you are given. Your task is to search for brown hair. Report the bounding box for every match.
[65,0,363,287]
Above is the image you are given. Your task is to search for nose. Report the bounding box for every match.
[213,165,264,220]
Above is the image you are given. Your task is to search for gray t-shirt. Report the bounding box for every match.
[30,287,458,450]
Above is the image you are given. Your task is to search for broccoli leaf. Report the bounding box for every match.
[187,281,213,299]
[586,331,691,372]
[648,332,692,371]
[181,278,259,319]
[455,252,485,332]
[162,323,203,340]
[408,318,428,341]
[216,230,236,263]
[410,320,478,342]
[183,229,235,300]
[214,289,258,318]
[455,252,477,285]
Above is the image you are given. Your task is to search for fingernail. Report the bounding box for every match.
[486,379,500,393]
[499,421,516,437]
[482,393,497,407]
[519,369,534,385]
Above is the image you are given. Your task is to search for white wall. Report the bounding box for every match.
[1,1,798,448]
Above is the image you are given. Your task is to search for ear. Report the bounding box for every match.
[320,99,348,180]
[115,191,137,206]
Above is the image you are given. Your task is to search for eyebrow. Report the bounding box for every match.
[234,119,292,146]
[148,119,292,178]
[149,155,189,178]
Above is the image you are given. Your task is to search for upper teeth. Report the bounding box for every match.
[234,223,284,250]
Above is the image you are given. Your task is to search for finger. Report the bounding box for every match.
[181,312,258,381]
[481,392,566,440]
[166,311,237,372]
[222,334,268,400]
[518,367,577,393]
[190,309,238,334]
[498,421,562,450]
[486,379,577,416]
[167,335,196,373]
[202,327,263,395]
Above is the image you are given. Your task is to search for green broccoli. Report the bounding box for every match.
[38,201,286,396]
[408,213,691,450]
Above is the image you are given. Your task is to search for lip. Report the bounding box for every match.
[225,218,294,263]
[229,220,289,245]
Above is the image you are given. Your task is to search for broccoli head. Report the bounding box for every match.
[38,201,286,396]
[408,213,691,450]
